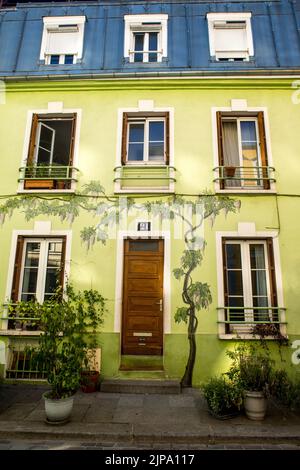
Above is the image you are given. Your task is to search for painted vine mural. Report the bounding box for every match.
[0,182,240,386]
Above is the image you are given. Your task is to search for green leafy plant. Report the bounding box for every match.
[29,284,106,399]
[270,369,300,411]
[8,299,42,330]
[226,344,274,396]
[202,376,243,416]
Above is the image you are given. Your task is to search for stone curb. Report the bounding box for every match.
[0,421,299,445]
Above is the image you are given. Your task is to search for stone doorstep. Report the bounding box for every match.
[100,379,181,395]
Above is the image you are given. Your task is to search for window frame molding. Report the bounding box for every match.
[2,226,72,334]
[40,16,86,65]
[124,14,168,63]
[216,225,286,339]
[207,12,254,62]
[18,104,82,194]
[115,103,174,193]
[211,105,276,193]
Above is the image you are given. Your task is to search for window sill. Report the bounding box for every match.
[218,334,287,340]
[17,189,76,194]
[215,189,277,195]
[0,330,42,336]
[209,58,256,65]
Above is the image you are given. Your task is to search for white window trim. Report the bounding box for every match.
[114,230,171,337]
[127,117,166,164]
[115,104,174,194]
[40,16,86,63]
[18,238,64,304]
[211,106,276,194]
[2,228,72,333]
[216,227,286,339]
[124,14,168,63]
[18,105,82,194]
[207,12,254,62]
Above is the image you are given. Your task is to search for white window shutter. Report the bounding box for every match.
[46,31,79,55]
[214,27,248,53]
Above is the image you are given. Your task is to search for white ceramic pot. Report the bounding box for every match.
[244,390,267,421]
[43,392,74,423]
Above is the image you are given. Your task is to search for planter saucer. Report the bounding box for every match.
[45,417,70,426]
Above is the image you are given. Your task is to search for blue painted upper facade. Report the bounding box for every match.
[0,0,300,77]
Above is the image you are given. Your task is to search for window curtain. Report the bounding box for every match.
[222,121,240,187]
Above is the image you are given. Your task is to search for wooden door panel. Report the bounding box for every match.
[127,278,160,294]
[126,315,160,331]
[122,239,164,356]
[128,259,159,275]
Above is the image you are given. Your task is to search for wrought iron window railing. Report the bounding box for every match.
[114,165,176,190]
[213,166,275,189]
[19,165,79,190]
[217,306,287,336]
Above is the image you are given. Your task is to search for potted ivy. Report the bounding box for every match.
[29,284,106,423]
[226,345,274,421]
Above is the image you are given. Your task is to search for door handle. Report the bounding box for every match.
[155,299,163,311]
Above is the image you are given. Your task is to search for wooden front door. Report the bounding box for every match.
[122,239,164,355]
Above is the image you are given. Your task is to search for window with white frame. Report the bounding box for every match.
[215,111,273,190]
[40,16,86,65]
[11,237,65,304]
[124,14,168,63]
[207,13,254,62]
[222,238,280,334]
[121,113,169,164]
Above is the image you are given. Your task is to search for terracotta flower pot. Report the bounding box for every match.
[80,370,100,393]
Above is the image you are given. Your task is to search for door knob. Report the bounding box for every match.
[155,299,163,311]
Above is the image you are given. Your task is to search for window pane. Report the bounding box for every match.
[24,243,40,267]
[134,33,144,62]
[129,240,159,252]
[149,32,158,62]
[128,143,144,161]
[129,123,144,143]
[149,121,164,141]
[250,244,265,269]
[44,241,63,297]
[240,121,259,188]
[41,119,73,166]
[50,55,59,64]
[241,121,257,142]
[149,143,164,161]
[39,125,54,152]
[227,271,243,296]
[225,244,241,269]
[251,271,267,296]
[64,54,74,64]
[22,269,38,296]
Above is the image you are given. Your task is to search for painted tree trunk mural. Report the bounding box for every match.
[0,182,240,387]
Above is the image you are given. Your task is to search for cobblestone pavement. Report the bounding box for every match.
[0,439,299,450]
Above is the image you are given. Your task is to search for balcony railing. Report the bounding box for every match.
[19,165,79,190]
[1,303,41,332]
[6,343,46,380]
[114,165,176,191]
[213,166,275,189]
[217,306,287,336]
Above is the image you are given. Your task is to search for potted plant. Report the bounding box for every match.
[226,344,274,421]
[80,348,101,393]
[29,284,106,423]
[202,376,243,419]
[225,166,236,178]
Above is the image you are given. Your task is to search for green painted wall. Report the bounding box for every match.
[0,78,300,384]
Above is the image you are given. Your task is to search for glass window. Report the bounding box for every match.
[126,118,166,164]
[20,239,64,303]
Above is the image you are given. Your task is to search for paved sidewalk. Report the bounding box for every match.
[0,383,300,449]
